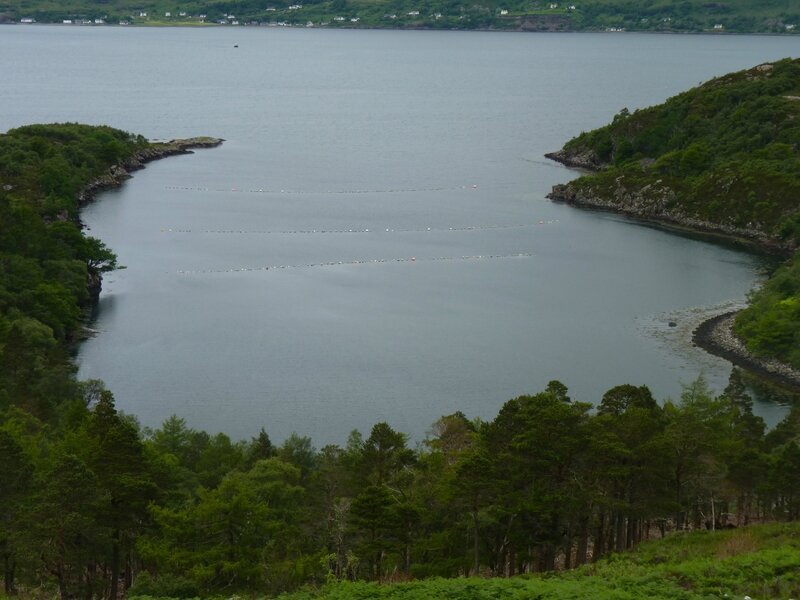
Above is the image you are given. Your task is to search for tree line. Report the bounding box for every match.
[3,370,800,598]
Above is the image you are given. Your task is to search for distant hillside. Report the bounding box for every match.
[548,58,800,255]
[1,0,798,32]
[272,522,800,599]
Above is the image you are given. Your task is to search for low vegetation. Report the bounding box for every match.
[275,522,800,599]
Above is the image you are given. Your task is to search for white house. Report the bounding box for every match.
[499,9,508,15]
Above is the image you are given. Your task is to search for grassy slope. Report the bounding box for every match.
[272,523,800,599]
[1,0,799,32]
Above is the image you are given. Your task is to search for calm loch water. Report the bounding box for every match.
[1,26,796,443]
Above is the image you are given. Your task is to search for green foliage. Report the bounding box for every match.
[558,58,800,246]
[735,251,800,368]
[0,124,147,419]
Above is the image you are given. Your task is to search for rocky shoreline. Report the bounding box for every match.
[80,136,223,298]
[692,312,800,391]
[545,149,799,388]
[544,149,604,172]
[78,136,224,207]
[546,178,794,258]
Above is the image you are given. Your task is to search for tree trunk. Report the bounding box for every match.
[58,565,69,600]
[472,509,480,575]
[575,515,589,567]
[710,494,716,532]
[3,553,16,595]
[614,513,625,552]
[626,517,636,549]
[592,511,605,562]
[109,529,120,600]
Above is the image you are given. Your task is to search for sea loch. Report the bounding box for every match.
[1,26,796,443]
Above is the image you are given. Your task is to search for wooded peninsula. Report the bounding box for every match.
[1,60,800,600]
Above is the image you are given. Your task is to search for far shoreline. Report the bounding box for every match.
[1,21,798,36]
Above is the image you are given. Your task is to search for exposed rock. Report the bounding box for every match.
[544,149,605,172]
[78,137,224,206]
[693,312,800,391]
[546,177,795,256]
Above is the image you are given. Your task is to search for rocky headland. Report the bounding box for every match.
[78,136,223,206]
[545,174,795,257]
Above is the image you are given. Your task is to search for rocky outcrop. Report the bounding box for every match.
[544,149,605,171]
[78,137,223,206]
[546,175,795,257]
[693,312,800,391]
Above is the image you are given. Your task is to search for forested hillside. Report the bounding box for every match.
[1,0,798,33]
